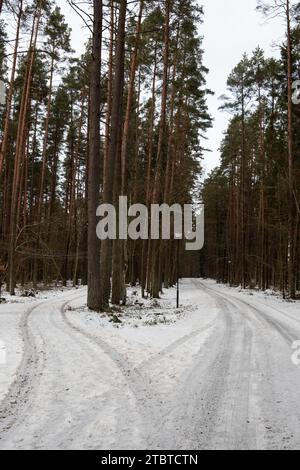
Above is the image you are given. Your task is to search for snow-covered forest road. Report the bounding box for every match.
[0,279,300,450]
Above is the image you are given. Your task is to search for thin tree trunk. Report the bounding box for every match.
[63,95,84,285]
[36,54,55,224]
[286,0,295,299]
[240,86,247,289]
[258,84,266,290]
[143,48,157,296]
[0,0,23,179]
[103,0,114,185]
[8,3,42,294]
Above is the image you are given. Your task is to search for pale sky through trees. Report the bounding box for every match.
[200,0,284,174]
[60,0,284,174]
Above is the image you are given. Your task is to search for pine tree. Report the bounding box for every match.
[87,0,102,311]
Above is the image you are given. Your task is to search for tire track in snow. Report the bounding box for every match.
[61,295,224,449]
[163,290,237,449]
[0,292,84,446]
[0,288,221,449]
[30,299,142,449]
[61,302,165,447]
[197,280,300,450]
[139,316,219,370]
[178,280,260,450]
[0,301,46,440]
[6,282,297,450]
[200,282,299,346]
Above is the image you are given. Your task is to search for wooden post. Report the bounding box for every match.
[0,265,5,299]
[177,240,180,309]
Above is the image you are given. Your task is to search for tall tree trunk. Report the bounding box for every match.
[150,0,171,298]
[63,95,84,286]
[163,60,177,288]
[87,0,103,311]
[36,54,55,224]
[103,0,114,184]
[286,0,295,299]
[32,53,55,284]
[100,0,127,310]
[258,83,266,290]
[240,85,247,289]
[0,0,23,179]
[112,0,144,305]
[143,47,157,296]
[8,3,42,294]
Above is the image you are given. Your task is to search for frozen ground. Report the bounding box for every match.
[0,279,300,450]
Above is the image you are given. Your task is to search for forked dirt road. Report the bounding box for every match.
[0,280,300,450]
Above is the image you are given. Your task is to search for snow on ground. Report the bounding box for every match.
[65,280,220,382]
[0,280,220,449]
[204,279,300,325]
[0,278,300,450]
[0,286,82,403]
[0,301,24,403]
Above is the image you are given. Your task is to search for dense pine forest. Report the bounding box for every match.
[0,0,299,310]
[202,1,300,299]
[0,0,211,310]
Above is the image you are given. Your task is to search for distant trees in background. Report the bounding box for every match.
[202,0,300,298]
[0,0,211,308]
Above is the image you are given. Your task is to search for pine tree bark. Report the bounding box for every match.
[36,54,55,224]
[87,0,103,311]
[103,0,114,183]
[0,0,23,180]
[143,48,157,296]
[8,2,42,294]
[100,0,127,310]
[150,0,171,298]
[240,84,247,289]
[286,0,296,299]
[112,0,144,305]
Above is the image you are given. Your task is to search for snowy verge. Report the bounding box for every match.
[64,279,220,373]
[202,279,300,322]
[0,285,80,304]
[0,287,83,403]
